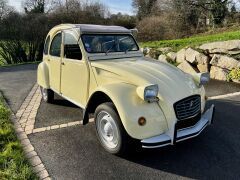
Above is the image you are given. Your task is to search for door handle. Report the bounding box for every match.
[61,62,65,65]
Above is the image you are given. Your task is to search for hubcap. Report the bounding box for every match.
[96,111,119,149]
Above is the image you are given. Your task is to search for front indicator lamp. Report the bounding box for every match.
[138,117,146,126]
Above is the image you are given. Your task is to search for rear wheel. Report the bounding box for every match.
[94,102,137,155]
[40,87,54,103]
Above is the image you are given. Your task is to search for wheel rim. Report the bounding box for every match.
[41,88,48,100]
[96,111,119,149]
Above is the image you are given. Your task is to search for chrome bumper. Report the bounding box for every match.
[141,105,215,148]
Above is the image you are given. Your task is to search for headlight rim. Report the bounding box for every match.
[136,84,159,103]
[144,84,159,102]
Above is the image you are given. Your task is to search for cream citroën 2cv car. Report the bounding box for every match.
[38,24,215,155]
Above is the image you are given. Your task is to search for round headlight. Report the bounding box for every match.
[144,84,159,102]
[200,73,210,85]
[136,84,159,102]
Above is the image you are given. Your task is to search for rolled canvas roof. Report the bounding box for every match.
[75,24,131,34]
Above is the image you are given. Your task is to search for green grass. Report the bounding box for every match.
[0,61,41,67]
[0,95,37,180]
[140,30,240,51]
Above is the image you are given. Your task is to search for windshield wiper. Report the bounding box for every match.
[105,40,116,55]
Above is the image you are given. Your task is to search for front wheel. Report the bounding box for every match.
[95,102,134,155]
[40,87,54,103]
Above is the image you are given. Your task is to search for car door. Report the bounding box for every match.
[49,32,63,93]
[60,29,89,107]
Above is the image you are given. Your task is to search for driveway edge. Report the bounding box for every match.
[1,84,51,180]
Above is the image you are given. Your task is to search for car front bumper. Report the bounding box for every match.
[141,105,215,148]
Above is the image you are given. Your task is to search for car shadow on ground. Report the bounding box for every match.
[121,99,240,179]
[204,79,240,97]
[51,95,79,108]
[35,95,83,128]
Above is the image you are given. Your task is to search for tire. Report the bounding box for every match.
[94,102,137,155]
[40,87,54,103]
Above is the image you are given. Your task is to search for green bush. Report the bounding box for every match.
[227,68,240,82]
[140,30,240,51]
[0,97,37,180]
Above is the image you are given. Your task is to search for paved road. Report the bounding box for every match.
[1,64,240,179]
[0,64,38,112]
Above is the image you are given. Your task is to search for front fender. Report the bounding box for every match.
[93,83,168,140]
[37,62,50,89]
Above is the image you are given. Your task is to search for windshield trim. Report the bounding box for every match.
[81,33,140,54]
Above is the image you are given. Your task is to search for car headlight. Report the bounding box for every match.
[200,73,210,85]
[137,84,159,102]
[193,73,210,86]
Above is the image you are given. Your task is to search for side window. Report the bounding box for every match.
[43,36,50,55]
[64,31,82,60]
[50,33,62,57]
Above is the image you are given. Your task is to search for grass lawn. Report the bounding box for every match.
[0,61,41,68]
[0,95,37,180]
[140,30,240,51]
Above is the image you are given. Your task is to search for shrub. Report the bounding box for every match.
[137,16,167,42]
[227,68,240,82]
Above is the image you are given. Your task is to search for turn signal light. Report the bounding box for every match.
[138,117,146,126]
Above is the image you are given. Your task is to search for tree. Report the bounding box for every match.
[108,13,136,29]
[183,0,230,25]
[132,0,158,20]
[0,0,13,20]
[24,0,46,13]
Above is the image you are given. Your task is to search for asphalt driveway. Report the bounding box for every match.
[1,64,240,179]
[0,64,38,112]
[29,97,240,180]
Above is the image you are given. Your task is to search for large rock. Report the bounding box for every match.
[185,48,199,63]
[177,61,198,75]
[196,53,208,65]
[210,54,240,70]
[199,40,240,54]
[145,48,161,59]
[185,48,208,64]
[158,54,168,62]
[176,48,186,63]
[210,66,229,81]
[142,47,151,56]
[167,52,177,62]
[197,64,208,73]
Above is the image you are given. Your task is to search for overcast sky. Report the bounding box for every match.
[8,0,134,15]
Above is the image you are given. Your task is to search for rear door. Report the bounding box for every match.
[49,32,62,93]
[60,29,89,107]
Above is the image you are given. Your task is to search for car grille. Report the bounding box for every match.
[174,95,201,121]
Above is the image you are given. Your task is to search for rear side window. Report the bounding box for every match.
[43,36,50,55]
[50,33,62,57]
[64,31,82,60]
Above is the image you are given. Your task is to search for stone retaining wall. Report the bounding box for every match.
[142,40,240,82]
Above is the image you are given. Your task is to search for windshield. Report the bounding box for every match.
[81,34,139,54]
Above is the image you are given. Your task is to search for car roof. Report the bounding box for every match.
[52,24,131,34]
[77,24,131,34]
